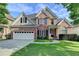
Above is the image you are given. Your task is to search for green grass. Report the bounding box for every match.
[11,40,79,56]
[35,39,53,42]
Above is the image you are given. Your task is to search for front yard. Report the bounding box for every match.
[11,40,79,56]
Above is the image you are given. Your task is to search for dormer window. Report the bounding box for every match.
[20,17,27,23]
[44,19,47,24]
[20,18,22,23]
[25,17,27,23]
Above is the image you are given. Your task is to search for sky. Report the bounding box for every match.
[7,3,71,21]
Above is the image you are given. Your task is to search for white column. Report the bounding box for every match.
[43,30,45,37]
[36,18,38,25]
[44,30,45,37]
[35,28,37,39]
[48,27,50,39]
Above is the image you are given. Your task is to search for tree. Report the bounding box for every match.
[62,3,79,24]
[0,3,8,24]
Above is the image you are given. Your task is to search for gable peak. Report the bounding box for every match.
[43,6,50,11]
[21,12,26,16]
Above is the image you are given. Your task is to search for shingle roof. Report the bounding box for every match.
[13,7,72,26]
[54,18,62,25]
[43,7,58,19]
[55,18,72,26]
[21,12,66,26]
[11,25,37,28]
[27,13,37,18]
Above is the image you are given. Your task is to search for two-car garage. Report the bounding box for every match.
[13,32,34,40]
[12,26,36,40]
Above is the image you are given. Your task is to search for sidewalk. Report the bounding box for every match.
[32,40,60,44]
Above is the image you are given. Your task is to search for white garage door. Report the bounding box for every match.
[13,32,34,39]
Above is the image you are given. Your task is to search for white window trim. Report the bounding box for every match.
[38,30,46,37]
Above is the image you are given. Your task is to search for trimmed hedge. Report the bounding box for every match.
[59,34,79,41]
[5,34,12,39]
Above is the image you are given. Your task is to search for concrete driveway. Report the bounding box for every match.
[0,39,33,56]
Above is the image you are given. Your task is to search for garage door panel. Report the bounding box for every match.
[13,32,34,40]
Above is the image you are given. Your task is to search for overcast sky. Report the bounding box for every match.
[7,3,70,19]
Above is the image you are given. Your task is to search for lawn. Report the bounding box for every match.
[11,40,79,56]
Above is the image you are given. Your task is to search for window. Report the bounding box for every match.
[24,32,26,33]
[25,17,27,23]
[19,32,20,33]
[38,19,48,24]
[39,20,42,24]
[20,17,27,23]
[0,28,3,32]
[38,30,46,38]
[38,19,39,24]
[62,27,67,34]
[20,18,22,23]
[44,19,47,24]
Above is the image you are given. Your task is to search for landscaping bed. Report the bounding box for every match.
[34,39,53,42]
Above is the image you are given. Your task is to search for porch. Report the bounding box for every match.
[48,25,58,40]
[37,25,58,40]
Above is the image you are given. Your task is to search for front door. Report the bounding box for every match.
[50,29,57,39]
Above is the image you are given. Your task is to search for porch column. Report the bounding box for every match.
[48,27,50,39]
[35,28,37,40]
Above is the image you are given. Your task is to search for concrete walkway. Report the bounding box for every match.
[0,39,33,56]
[32,40,60,44]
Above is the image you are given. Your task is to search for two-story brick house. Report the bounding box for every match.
[11,7,72,40]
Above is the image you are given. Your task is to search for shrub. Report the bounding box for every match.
[37,36,48,40]
[59,34,77,41]
[5,34,12,39]
[76,36,79,41]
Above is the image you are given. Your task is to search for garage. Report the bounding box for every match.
[13,32,34,40]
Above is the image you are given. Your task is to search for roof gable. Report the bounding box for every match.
[12,13,35,25]
[36,7,58,19]
[56,19,73,27]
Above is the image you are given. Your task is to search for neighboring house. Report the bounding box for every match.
[11,7,73,40]
[0,14,14,39]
